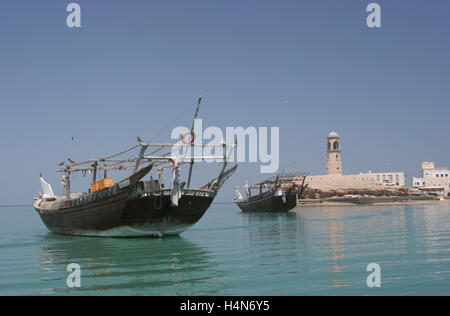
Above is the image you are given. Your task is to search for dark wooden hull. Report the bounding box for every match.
[33,164,236,237]
[236,192,298,212]
[35,189,130,236]
[121,194,214,237]
[35,191,215,237]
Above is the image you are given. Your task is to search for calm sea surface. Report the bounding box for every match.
[1,203,450,296]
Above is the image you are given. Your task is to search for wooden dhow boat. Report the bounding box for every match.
[234,173,307,212]
[35,142,237,237]
[34,98,237,237]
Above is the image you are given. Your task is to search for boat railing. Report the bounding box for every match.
[133,182,215,198]
[60,180,216,208]
[58,183,122,208]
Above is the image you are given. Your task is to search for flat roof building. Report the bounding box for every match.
[305,132,406,192]
[413,162,450,196]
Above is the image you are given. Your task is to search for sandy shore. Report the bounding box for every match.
[297,199,450,207]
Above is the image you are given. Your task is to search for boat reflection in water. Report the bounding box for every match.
[37,233,224,295]
[235,211,314,275]
[236,206,350,288]
[237,211,300,240]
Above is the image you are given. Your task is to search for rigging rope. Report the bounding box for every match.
[148,98,200,143]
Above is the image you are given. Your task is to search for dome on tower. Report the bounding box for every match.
[328,131,340,137]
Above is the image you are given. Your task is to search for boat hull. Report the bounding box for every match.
[33,163,236,237]
[35,193,214,237]
[120,194,214,237]
[35,189,130,236]
[236,192,298,212]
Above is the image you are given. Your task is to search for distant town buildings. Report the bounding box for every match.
[364,171,406,187]
[413,162,450,196]
[305,132,406,192]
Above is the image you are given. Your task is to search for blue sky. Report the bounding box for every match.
[1,0,449,204]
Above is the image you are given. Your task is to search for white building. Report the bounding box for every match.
[413,162,450,196]
[366,172,406,187]
[305,132,406,191]
[413,177,424,187]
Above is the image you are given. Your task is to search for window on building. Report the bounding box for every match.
[328,142,331,150]
[333,141,339,150]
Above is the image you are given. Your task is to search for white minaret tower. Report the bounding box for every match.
[326,131,342,175]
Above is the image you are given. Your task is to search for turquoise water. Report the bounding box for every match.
[1,203,450,295]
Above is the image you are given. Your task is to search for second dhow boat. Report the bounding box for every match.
[234,173,307,212]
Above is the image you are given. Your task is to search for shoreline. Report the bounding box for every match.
[297,197,449,207]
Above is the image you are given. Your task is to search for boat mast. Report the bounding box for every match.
[275,174,280,190]
[187,95,202,188]
[245,179,250,198]
[133,144,149,173]
[65,167,71,200]
[92,161,98,183]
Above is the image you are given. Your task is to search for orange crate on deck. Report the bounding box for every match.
[91,177,114,193]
